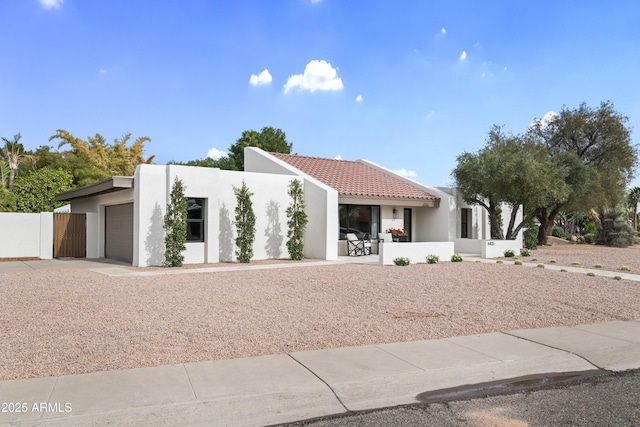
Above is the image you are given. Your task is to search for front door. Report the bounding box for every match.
[404,208,412,242]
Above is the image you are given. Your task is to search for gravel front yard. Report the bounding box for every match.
[1,245,639,381]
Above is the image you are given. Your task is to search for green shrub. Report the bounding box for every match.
[551,226,565,238]
[163,177,187,267]
[537,263,545,268]
[504,249,515,258]
[285,179,308,260]
[621,266,630,271]
[520,248,531,257]
[587,272,595,277]
[594,264,603,269]
[613,276,622,280]
[233,180,256,263]
[532,258,538,261]
[523,223,538,250]
[571,261,581,265]
[560,269,568,272]
[549,259,556,263]
[426,254,439,264]
[514,260,523,265]
[595,205,635,247]
[451,253,463,262]
[583,233,595,244]
[496,260,503,264]
[394,257,410,266]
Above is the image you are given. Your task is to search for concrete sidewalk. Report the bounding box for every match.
[2,320,639,427]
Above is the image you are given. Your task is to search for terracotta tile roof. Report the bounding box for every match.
[271,153,440,201]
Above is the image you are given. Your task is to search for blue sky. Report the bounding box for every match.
[2,0,640,187]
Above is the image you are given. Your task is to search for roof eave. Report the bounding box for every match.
[55,176,134,201]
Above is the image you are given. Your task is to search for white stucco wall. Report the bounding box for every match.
[0,212,53,259]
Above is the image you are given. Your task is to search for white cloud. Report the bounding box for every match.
[440,27,446,35]
[310,0,322,3]
[249,69,272,86]
[530,111,558,130]
[459,50,467,61]
[335,154,342,160]
[355,95,362,102]
[504,66,508,71]
[283,60,344,94]
[393,168,418,179]
[207,147,228,159]
[99,69,108,75]
[39,0,63,9]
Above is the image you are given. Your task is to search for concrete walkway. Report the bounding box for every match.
[1,320,639,426]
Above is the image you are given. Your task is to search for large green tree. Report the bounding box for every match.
[453,126,571,240]
[628,186,640,232]
[12,168,73,212]
[228,126,292,170]
[528,101,637,244]
[49,130,155,186]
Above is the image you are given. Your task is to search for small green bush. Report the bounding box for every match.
[523,223,538,250]
[532,258,538,261]
[549,259,556,263]
[571,261,581,265]
[560,269,568,272]
[475,260,482,263]
[504,249,515,258]
[587,272,595,277]
[613,276,622,280]
[621,266,630,271]
[520,248,531,257]
[426,254,439,264]
[393,257,410,266]
[496,260,503,264]
[552,226,565,238]
[583,233,595,244]
[451,253,463,262]
[537,263,545,268]
[514,260,523,265]
[594,264,603,269]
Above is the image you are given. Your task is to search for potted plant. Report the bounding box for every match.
[386,228,408,242]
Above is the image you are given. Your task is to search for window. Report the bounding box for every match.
[461,208,471,238]
[339,204,380,240]
[186,198,205,242]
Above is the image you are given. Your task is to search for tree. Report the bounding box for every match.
[168,156,238,171]
[228,126,292,170]
[12,168,73,212]
[49,130,155,185]
[286,179,308,260]
[163,177,187,267]
[233,180,256,263]
[452,126,568,240]
[1,133,37,189]
[627,187,640,232]
[0,189,16,212]
[529,101,638,245]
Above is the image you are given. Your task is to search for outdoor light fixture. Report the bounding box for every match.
[392,208,398,219]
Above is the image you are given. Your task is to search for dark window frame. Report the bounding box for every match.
[461,208,470,239]
[186,198,205,242]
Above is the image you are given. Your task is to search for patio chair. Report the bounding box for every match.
[346,233,370,256]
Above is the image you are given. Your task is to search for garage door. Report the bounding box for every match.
[105,203,133,263]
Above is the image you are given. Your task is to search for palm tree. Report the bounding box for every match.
[627,187,640,232]
[1,133,37,189]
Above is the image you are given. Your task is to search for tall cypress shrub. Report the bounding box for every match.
[286,179,308,260]
[233,180,256,263]
[163,177,187,267]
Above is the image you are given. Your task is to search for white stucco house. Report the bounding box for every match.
[55,147,523,266]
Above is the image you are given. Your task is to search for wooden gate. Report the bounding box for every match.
[53,213,86,258]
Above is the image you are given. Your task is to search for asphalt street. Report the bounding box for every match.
[285,369,640,427]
